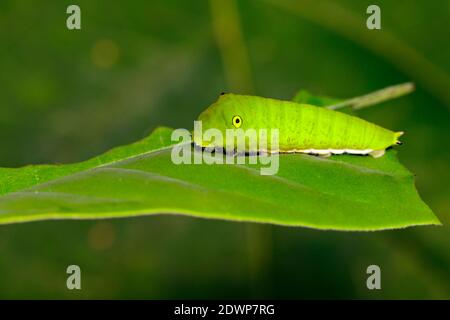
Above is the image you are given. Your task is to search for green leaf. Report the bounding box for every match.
[292,89,342,106]
[0,125,440,230]
[0,126,177,196]
[292,89,354,114]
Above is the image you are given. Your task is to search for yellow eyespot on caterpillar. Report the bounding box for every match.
[232,115,242,128]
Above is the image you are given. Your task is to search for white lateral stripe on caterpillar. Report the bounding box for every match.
[265,148,386,158]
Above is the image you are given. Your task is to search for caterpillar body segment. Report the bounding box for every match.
[195,93,403,158]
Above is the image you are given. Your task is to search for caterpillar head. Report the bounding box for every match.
[194,93,248,144]
[199,93,247,125]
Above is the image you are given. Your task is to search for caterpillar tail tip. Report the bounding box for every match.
[395,131,404,145]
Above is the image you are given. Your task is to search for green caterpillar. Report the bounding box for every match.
[194,90,405,158]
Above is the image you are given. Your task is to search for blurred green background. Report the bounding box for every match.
[0,0,449,299]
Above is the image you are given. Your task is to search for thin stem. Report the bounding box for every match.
[326,82,415,110]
